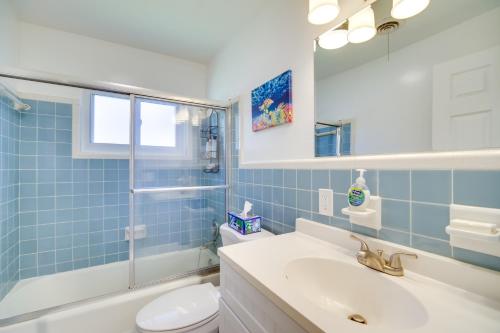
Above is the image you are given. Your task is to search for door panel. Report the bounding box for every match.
[432,46,500,150]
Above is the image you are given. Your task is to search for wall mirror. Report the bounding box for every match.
[314,0,500,157]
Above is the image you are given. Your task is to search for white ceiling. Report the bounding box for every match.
[10,0,272,64]
[315,0,500,80]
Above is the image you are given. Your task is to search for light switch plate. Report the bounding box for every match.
[318,189,334,216]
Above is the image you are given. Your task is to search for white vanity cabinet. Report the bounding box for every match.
[219,259,307,333]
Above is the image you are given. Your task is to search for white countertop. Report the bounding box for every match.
[218,219,500,333]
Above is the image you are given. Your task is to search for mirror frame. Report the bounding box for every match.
[240,148,500,170]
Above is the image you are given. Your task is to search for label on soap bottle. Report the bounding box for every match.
[348,188,365,207]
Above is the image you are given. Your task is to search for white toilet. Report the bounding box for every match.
[135,223,274,333]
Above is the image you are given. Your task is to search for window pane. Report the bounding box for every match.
[92,94,130,144]
[139,101,176,147]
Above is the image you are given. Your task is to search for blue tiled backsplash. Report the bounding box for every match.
[0,96,20,300]
[16,99,130,280]
[230,103,500,272]
[2,97,224,290]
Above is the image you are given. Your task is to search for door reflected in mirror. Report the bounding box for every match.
[314,0,500,157]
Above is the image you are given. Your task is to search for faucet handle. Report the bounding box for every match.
[388,252,418,269]
[350,234,369,251]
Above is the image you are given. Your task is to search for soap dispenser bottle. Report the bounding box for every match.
[348,169,371,211]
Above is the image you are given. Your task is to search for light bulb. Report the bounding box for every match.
[308,0,340,25]
[318,29,348,50]
[348,6,376,44]
[391,0,430,19]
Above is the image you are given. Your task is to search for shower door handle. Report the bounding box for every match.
[131,185,229,194]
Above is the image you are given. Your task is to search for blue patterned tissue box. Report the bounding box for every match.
[227,212,262,235]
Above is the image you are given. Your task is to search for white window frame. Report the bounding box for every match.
[73,91,193,160]
[134,97,193,160]
[73,90,129,159]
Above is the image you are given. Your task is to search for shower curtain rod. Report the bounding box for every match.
[0,82,31,111]
[0,72,228,111]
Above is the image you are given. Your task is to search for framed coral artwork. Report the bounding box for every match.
[251,70,293,132]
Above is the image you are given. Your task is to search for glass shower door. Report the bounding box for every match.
[129,96,226,287]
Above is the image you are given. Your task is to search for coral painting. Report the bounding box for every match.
[251,70,292,132]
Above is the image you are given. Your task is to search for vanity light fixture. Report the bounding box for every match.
[318,26,348,50]
[348,6,376,44]
[308,0,340,25]
[391,0,430,19]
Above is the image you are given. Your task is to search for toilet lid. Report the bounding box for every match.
[136,283,220,332]
[220,223,274,242]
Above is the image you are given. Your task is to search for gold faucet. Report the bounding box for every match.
[350,234,417,277]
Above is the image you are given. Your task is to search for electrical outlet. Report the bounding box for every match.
[318,189,334,216]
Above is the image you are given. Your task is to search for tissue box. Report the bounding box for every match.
[227,212,262,235]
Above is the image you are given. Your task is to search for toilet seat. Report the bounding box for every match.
[136,283,220,333]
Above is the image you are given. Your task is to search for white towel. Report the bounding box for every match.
[450,219,498,234]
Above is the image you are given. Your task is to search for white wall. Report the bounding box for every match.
[0,0,19,67]
[15,22,208,98]
[316,7,500,155]
[207,0,370,164]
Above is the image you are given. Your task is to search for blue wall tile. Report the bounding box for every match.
[283,169,296,188]
[382,199,410,231]
[311,213,329,225]
[379,170,410,200]
[283,188,297,208]
[272,169,283,187]
[272,187,284,205]
[20,255,36,269]
[412,234,451,257]
[453,248,500,271]
[38,101,55,115]
[412,170,451,204]
[330,217,350,230]
[296,190,311,211]
[262,169,273,184]
[454,171,500,209]
[330,169,351,194]
[297,170,311,190]
[283,207,297,227]
[250,169,260,185]
[56,103,72,116]
[312,170,329,191]
[334,194,346,217]
[379,229,410,246]
[352,224,377,238]
[412,203,449,240]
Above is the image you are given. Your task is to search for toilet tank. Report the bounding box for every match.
[220,223,274,246]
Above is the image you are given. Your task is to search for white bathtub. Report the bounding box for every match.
[0,247,219,333]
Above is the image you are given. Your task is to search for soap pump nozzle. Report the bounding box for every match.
[355,169,367,185]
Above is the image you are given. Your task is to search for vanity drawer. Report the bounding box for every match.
[219,299,250,333]
[220,259,307,333]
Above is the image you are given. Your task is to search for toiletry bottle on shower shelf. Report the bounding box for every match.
[348,169,371,211]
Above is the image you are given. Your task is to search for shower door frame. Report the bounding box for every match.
[0,72,231,326]
[127,94,231,289]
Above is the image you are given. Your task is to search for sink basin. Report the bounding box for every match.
[284,257,428,330]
